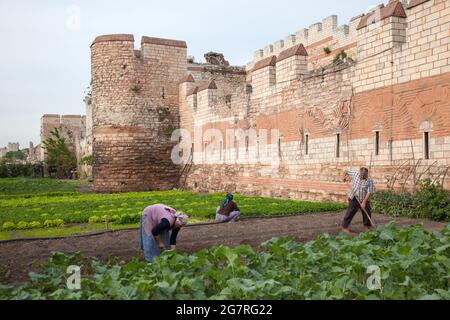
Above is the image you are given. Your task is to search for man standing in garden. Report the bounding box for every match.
[342,167,375,234]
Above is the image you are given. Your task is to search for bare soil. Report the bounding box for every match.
[0,212,446,285]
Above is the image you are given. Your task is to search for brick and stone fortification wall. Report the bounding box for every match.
[40,114,86,162]
[90,34,187,192]
[179,0,450,202]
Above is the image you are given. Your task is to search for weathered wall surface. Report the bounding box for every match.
[91,0,449,200]
[40,114,86,162]
[90,35,187,192]
[179,0,450,202]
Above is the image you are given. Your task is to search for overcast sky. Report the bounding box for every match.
[0,0,388,148]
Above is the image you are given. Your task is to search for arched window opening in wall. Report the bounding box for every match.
[220,141,223,161]
[420,121,433,160]
[245,136,249,153]
[424,132,430,160]
[204,142,208,162]
[336,133,341,158]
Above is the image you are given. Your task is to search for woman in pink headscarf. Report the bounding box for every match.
[139,204,189,263]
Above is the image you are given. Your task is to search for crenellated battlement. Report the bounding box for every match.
[249,14,357,70]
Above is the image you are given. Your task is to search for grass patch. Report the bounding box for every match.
[0,178,88,196]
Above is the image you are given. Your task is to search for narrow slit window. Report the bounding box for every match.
[204,142,208,162]
[424,132,430,160]
[256,136,260,159]
[305,134,309,155]
[178,136,183,158]
[278,138,282,158]
[375,131,380,156]
[336,134,341,158]
[219,141,223,161]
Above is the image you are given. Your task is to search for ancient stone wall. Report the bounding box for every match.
[90,35,187,192]
[179,0,450,202]
[92,0,449,200]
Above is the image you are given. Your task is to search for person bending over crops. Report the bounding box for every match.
[215,193,241,223]
[341,167,375,235]
[139,204,189,263]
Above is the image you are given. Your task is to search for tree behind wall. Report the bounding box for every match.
[2,150,25,163]
[42,128,77,179]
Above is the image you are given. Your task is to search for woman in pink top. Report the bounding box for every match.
[139,204,189,263]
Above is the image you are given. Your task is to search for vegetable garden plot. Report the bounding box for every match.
[0,223,448,300]
[0,191,345,231]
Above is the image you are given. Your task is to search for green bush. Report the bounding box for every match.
[413,180,450,221]
[372,191,414,217]
[0,164,43,178]
[373,180,450,221]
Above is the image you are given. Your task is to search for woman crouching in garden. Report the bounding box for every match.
[215,193,241,223]
[139,204,189,263]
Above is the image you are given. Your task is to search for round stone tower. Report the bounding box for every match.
[90,34,187,192]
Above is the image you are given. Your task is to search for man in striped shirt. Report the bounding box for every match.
[342,167,375,234]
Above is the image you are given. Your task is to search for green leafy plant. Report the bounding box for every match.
[0,224,449,300]
[16,221,29,230]
[373,179,450,221]
[88,216,101,224]
[333,50,348,63]
[2,222,15,231]
[323,46,331,55]
[28,221,42,229]
[164,126,177,138]
[79,155,93,166]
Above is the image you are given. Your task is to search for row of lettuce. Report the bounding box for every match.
[0,190,346,231]
[1,223,448,300]
[1,214,140,231]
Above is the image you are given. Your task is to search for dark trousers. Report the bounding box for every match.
[342,198,372,229]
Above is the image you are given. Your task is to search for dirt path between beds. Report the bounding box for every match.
[0,212,446,285]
